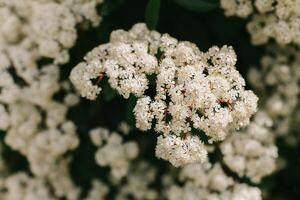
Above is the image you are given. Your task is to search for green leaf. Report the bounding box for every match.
[174,0,219,12]
[126,95,137,126]
[101,0,126,16]
[145,0,161,30]
[102,83,117,102]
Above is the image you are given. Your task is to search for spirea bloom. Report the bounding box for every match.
[221,0,300,46]
[248,45,300,143]
[166,162,262,200]
[220,112,278,183]
[155,134,207,167]
[70,23,258,166]
[90,127,139,181]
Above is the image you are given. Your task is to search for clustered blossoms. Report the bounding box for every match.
[0,0,102,66]
[115,162,159,200]
[79,159,160,200]
[134,43,258,141]
[0,161,81,200]
[165,162,262,200]
[87,126,162,200]
[0,59,80,199]
[90,127,139,182]
[248,45,300,144]
[0,0,104,199]
[220,112,278,183]
[0,172,57,200]
[70,23,160,100]
[155,134,207,167]
[70,23,258,167]
[220,0,300,46]
[84,180,109,200]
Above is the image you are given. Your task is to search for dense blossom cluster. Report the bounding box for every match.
[84,180,109,200]
[220,112,278,183]
[0,173,57,200]
[155,134,207,167]
[115,162,159,200]
[0,0,102,65]
[248,45,300,144]
[165,162,262,200]
[90,127,139,181]
[70,23,258,166]
[70,24,160,100]
[220,0,300,46]
[0,64,80,199]
[0,162,81,200]
[76,159,159,200]
[88,127,160,200]
[0,0,103,199]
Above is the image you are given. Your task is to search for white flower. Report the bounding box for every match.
[155,134,207,167]
[220,112,278,183]
[166,162,262,200]
[221,0,300,46]
[90,127,139,181]
[70,23,258,167]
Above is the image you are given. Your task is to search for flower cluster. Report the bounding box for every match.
[0,0,104,199]
[70,23,258,166]
[80,160,159,200]
[84,180,109,200]
[0,173,56,200]
[134,43,258,142]
[221,0,300,46]
[248,45,300,144]
[90,127,139,181]
[115,162,159,200]
[0,160,81,200]
[165,162,262,200]
[70,23,159,100]
[0,0,102,66]
[155,134,207,167]
[220,112,278,183]
[0,61,81,195]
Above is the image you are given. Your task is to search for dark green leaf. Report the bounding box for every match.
[174,0,219,12]
[145,0,161,30]
[126,95,137,126]
[101,0,126,16]
[102,83,118,102]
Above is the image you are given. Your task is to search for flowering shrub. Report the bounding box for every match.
[0,0,299,199]
[71,23,258,167]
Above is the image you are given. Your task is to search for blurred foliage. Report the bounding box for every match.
[100,0,126,16]
[101,80,118,102]
[174,0,219,12]
[145,0,161,29]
